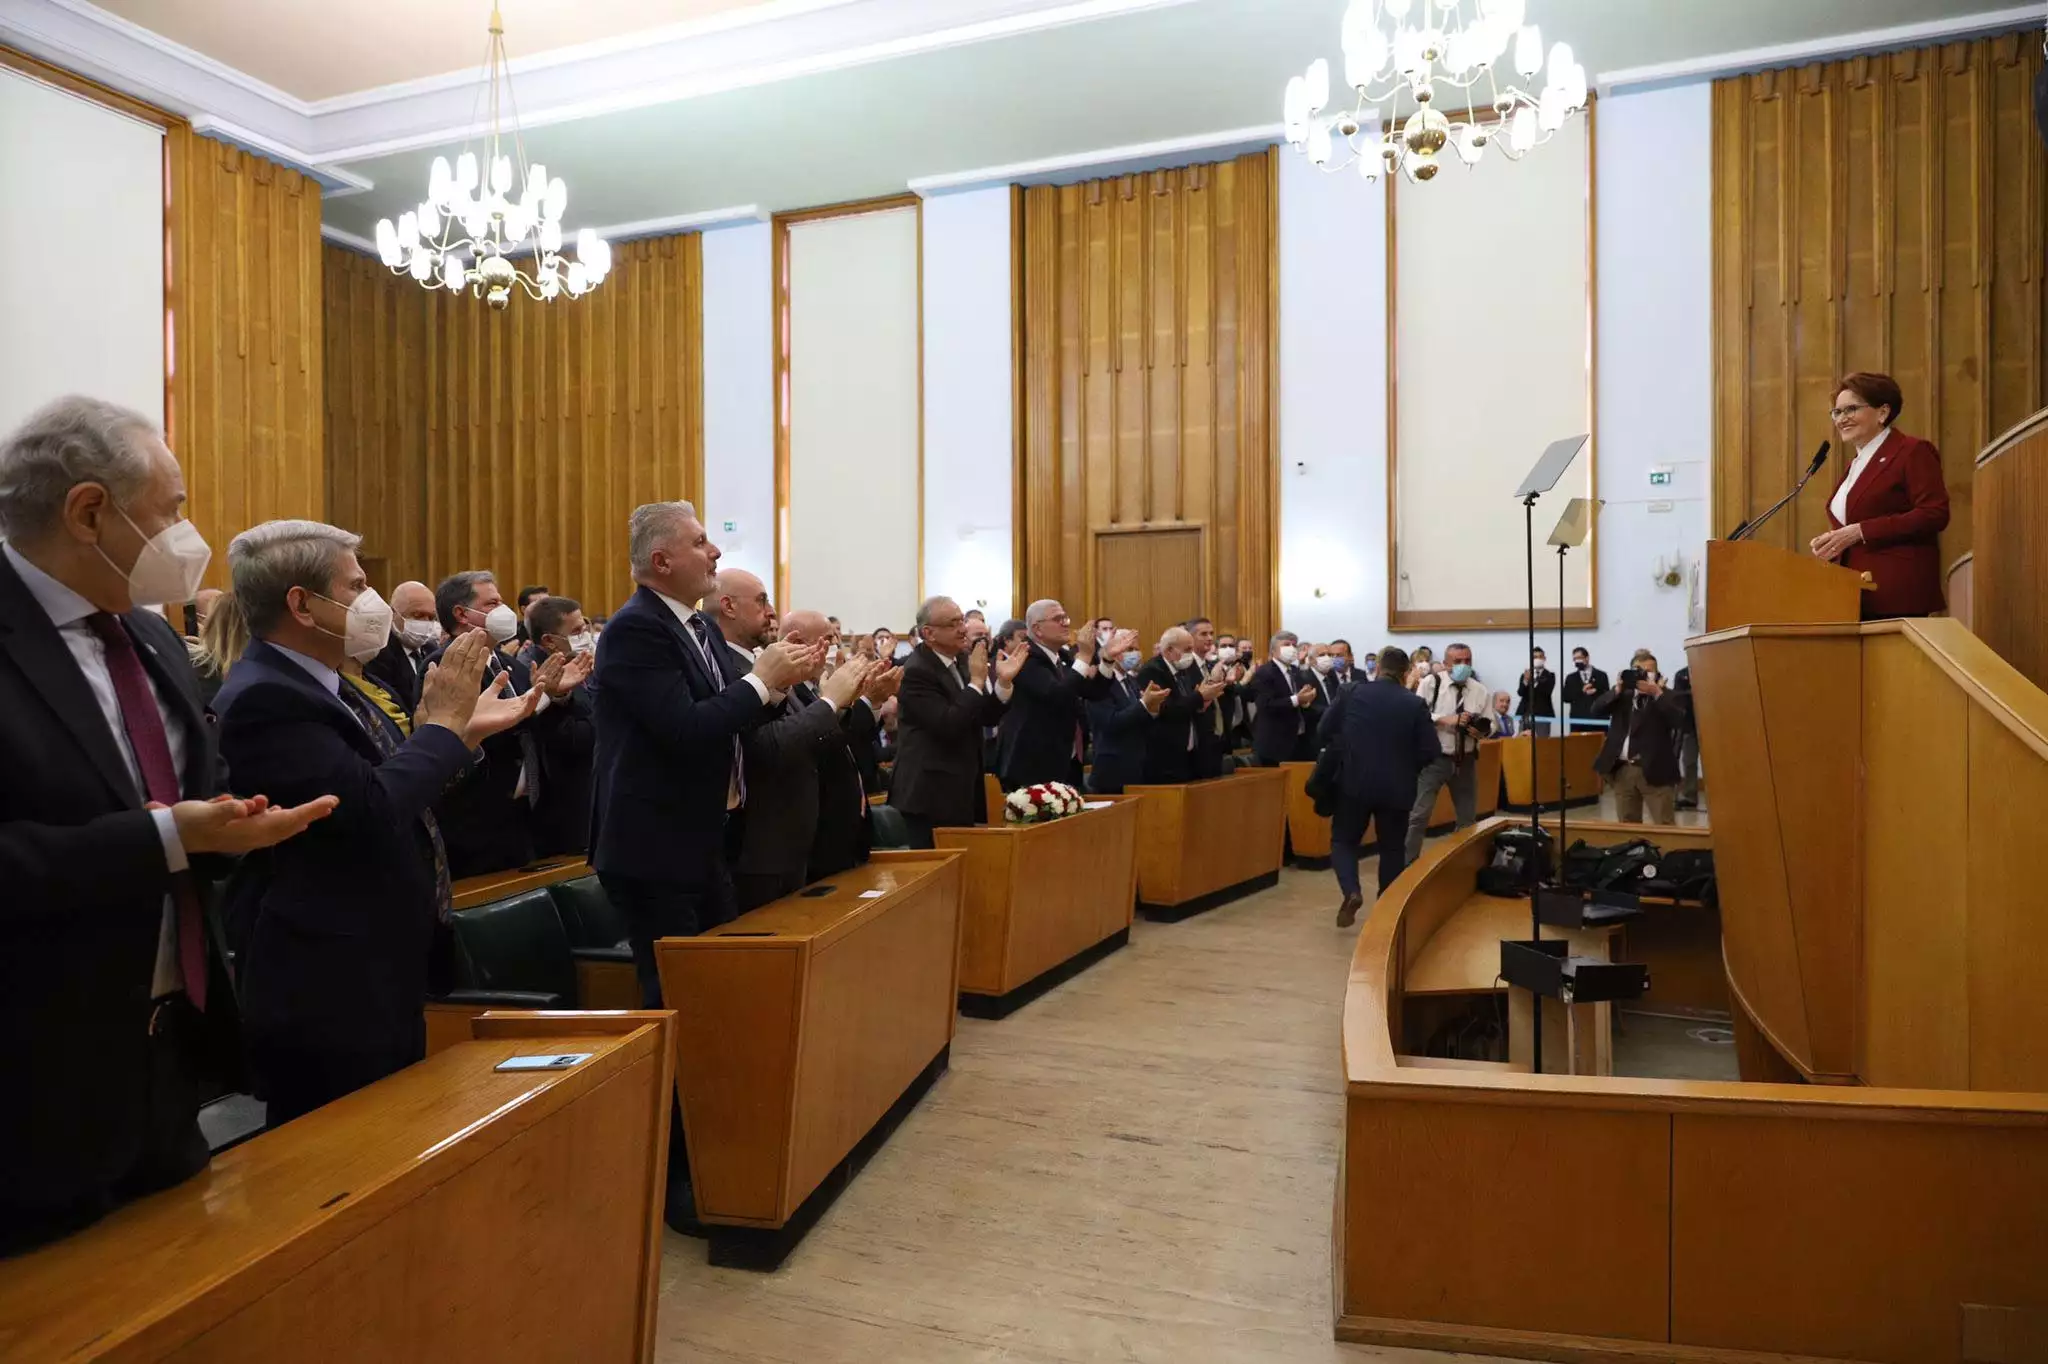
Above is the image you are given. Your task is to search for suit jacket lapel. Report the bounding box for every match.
[126,610,213,797]
[0,554,142,806]
[244,640,382,762]
[638,586,716,699]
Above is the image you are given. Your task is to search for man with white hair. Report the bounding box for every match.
[887,594,1027,847]
[1134,625,1231,783]
[0,397,338,1250]
[362,579,440,716]
[213,518,539,1125]
[994,597,1133,790]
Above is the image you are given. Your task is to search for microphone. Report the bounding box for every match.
[1729,440,1831,541]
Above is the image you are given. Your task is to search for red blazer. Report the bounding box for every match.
[1826,429,1950,618]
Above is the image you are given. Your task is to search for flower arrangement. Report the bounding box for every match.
[1003,781,1084,825]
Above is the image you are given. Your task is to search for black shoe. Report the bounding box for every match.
[1676,798,1699,810]
[1335,892,1363,928]
[664,1182,709,1238]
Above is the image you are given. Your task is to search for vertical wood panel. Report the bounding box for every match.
[1017,149,1275,649]
[323,236,703,613]
[1712,31,2048,566]
[167,127,324,588]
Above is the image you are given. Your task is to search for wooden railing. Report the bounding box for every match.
[1974,406,2048,689]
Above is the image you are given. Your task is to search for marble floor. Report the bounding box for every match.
[655,855,1508,1364]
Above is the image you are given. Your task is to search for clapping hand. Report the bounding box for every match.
[167,792,340,855]
[862,661,902,704]
[415,631,494,740]
[994,642,1029,686]
[1295,684,1318,708]
[1139,682,1170,716]
[755,638,828,691]
[539,649,594,698]
[968,639,992,687]
[1197,675,1228,706]
[465,670,543,746]
[1108,628,1139,659]
[820,656,872,709]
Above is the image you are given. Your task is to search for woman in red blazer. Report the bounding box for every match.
[1809,371,1951,618]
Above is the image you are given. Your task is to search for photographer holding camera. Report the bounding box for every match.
[1403,642,1495,863]
[1590,648,1688,824]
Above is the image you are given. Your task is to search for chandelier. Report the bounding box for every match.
[1282,0,1588,183]
[372,4,611,308]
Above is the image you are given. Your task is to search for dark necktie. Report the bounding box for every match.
[87,614,208,1009]
[687,614,746,806]
[339,678,453,919]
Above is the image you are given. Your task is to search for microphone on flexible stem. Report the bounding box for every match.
[1728,440,1831,541]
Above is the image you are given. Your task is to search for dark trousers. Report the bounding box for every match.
[2,1017,210,1258]
[1330,800,1415,901]
[899,814,937,850]
[255,1037,420,1129]
[599,865,741,1010]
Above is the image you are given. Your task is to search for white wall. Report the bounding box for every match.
[1276,144,1388,653]
[920,185,1015,619]
[700,220,775,584]
[0,68,165,434]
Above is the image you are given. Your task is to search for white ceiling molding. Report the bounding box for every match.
[319,223,379,256]
[0,0,1200,176]
[192,116,371,196]
[1596,3,2047,90]
[908,123,1285,195]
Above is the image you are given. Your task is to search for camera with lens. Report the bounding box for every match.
[1618,668,1642,690]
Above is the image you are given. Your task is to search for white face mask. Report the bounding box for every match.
[1277,644,1299,665]
[567,631,596,656]
[1217,646,1239,665]
[478,602,519,644]
[399,618,441,648]
[1097,629,1112,648]
[313,587,393,663]
[1314,654,1335,675]
[1170,652,1195,673]
[1533,660,1546,674]
[100,508,211,609]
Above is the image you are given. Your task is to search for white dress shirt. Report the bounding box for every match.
[932,645,1015,703]
[5,542,189,996]
[1036,640,1096,678]
[1418,671,1488,758]
[1829,426,1891,526]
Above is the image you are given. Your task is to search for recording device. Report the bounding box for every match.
[1500,937,1650,1005]
[183,602,199,637]
[1727,440,1831,540]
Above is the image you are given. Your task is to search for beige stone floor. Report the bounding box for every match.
[654,851,1519,1364]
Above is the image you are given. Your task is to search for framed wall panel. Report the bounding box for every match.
[774,195,923,631]
[1388,103,1597,632]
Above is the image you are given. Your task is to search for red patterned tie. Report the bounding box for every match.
[87,614,207,1009]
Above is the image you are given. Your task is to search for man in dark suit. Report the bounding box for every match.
[1318,645,1441,926]
[0,397,336,1254]
[1301,645,1343,758]
[521,595,598,857]
[1591,649,1688,825]
[709,574,872,910]
[1085,645,1166,794]
[1136,626,1230,783]
[589,501,821,1008]
[1517,646,1558,737]
[887,595,1024,847]
[429,570,549,877]
[1563,645,1609,736]
[995,598,1125,790]
[361,579,438,716]
[1248,631,1319,766]
[214,521,536,1127]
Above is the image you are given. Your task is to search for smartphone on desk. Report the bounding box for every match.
[493,1052,592,1073]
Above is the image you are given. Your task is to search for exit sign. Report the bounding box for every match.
[1648,468,1672,487]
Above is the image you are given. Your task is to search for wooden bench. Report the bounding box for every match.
[1126,767,1288,920]
[449,853,591,911]
[0,1011,674,1362]
[1498,731,1604,809]
[928,796,1141,1017]
[654,852,964,1270]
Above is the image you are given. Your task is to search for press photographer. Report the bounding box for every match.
[1591,648,1688,825]
[1403,642,1494,863]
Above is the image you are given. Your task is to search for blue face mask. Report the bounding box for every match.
[1450,663,1474,683]
[1119,650,1142,672]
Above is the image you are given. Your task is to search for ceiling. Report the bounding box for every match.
[89,0,789,102]
[6,0,2033,241]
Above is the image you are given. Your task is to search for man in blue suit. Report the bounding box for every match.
[1084,644,1167,795]
[213,520,538,1125]
[1317,645,1441,928]
[588,501,823,1009]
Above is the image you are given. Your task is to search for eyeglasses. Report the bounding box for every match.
[1830,403,1872,420]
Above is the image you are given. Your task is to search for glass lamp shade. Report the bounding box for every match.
[1385,0,1412,18]
[1306,57,1331,112]
[544,177,568,223]
[1509,104,1536,151]
[456,152,480,191]
[428,156,453,206]
[397,210,417,245]
[409,250,434,282]
[374,219,401,267]
[1284,75,1310,140]
[441,255,465,291]
[1482,0,1524,35]
[418,202,441,239]
[1513,24,1542,77]
[540,220,563,254]
[1307,120,1335,166]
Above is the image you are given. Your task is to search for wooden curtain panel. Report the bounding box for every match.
[168,127,325,587]
[324,234,704,615]
[1016,148,1278,653]
[1711,31,2048,570]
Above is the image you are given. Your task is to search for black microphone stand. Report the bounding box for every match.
[1522,492,1545,1075]
[1729,456,1828,541]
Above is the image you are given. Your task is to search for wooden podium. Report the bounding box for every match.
[1704,539,1867,632]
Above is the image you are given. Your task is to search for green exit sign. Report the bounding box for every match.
[1648,468,1672,487]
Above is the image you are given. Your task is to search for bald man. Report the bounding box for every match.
[712,578,874,909]
[1134,626,1230,783]
[363,579,440,716]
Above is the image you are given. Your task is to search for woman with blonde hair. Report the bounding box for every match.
[191,590,250,708]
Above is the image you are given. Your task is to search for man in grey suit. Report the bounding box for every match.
[711,571,873,911]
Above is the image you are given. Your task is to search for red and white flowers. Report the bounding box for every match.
[1003,781,1084,825]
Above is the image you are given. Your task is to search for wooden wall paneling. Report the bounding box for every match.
[1016,150,1275,647]
[1974,412,2048,689]
[321,236,703,612]
[1860,633,1972,1089]
[1965,700,2048,1093]
[168,127,324,586]
[1712,32,2048,570]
